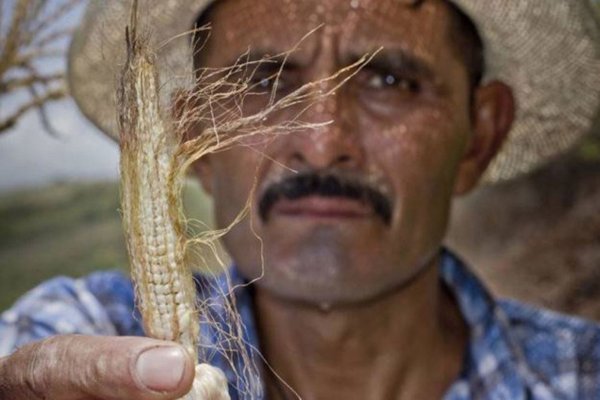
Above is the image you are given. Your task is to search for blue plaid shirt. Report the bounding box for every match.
[2,250,600,399]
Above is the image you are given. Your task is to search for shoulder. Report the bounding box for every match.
[499,299,600,397]
[0,271,142,356]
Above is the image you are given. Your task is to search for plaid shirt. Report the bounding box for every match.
[2,249,600,399]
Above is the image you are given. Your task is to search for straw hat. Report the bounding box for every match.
[68,0,600,182]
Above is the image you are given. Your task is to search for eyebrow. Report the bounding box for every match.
[224,50,303,73]
[346,49,436,81]
[220,47,436,84]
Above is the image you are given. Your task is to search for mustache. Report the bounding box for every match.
[258,172,393,224]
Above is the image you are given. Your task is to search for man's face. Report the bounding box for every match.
[197,0,476,305]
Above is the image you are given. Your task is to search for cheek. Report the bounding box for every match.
[359,104,469,239]
[210,150,262,225]
[361,113,467,268]
[362,106,468,181]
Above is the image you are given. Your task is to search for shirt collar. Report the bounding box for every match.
[440,249,531,399]
[198,249,538,400]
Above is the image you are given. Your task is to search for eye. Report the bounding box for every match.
[249,73,287,93]
[258,77,271,88]
[366,73,421,93]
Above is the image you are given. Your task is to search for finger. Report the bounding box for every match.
[0,335,195,400]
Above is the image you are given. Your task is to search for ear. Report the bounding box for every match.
[170,88,215,195]
[453,80,515,195]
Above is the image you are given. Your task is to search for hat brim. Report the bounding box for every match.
[68,0,600,182]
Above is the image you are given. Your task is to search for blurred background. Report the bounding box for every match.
[1,0,599,321]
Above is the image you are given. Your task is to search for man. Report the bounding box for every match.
[1,0,599,399]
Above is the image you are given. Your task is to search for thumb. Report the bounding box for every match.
[0,335,195,400]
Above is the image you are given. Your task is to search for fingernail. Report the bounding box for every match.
[136,346,186,392]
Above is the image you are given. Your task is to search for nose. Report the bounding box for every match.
[283,90,364,171]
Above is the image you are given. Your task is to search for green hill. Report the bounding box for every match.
[0,182,127,309]
[0,180,215,310]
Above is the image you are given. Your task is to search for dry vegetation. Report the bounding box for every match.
[0,180,214,311]
[0,0,84,134]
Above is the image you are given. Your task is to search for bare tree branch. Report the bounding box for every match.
[33,27,73,47]
[14,48,66,64]
[17,1,44,48]
[31,0,80,37]
[27,82,62,137]
[0,0,85,135]
[0,0,30,77]
[0,87,65,132]
[0,72,63,94]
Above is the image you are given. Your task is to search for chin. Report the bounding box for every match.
[228,216,445,305]
[245,253,419,307]
[253,272,414,307]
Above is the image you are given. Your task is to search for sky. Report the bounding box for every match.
[0,99,120,191]
[0,0,119,192]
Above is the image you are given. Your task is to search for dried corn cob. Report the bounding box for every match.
[115,4,376,399]
[117,2,229,399]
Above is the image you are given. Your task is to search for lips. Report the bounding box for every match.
[271,195,373,220]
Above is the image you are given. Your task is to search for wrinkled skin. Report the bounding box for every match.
[196,0,513,305]
[194,1,514,397]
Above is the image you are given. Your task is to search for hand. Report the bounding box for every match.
[0,335,195,400]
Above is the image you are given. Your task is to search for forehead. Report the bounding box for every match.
[202,0,457,67]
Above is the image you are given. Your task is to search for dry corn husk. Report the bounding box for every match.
[116,2,374,398]
[117,2,229,398]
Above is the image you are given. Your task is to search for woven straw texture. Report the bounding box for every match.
[68,0,600,182]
